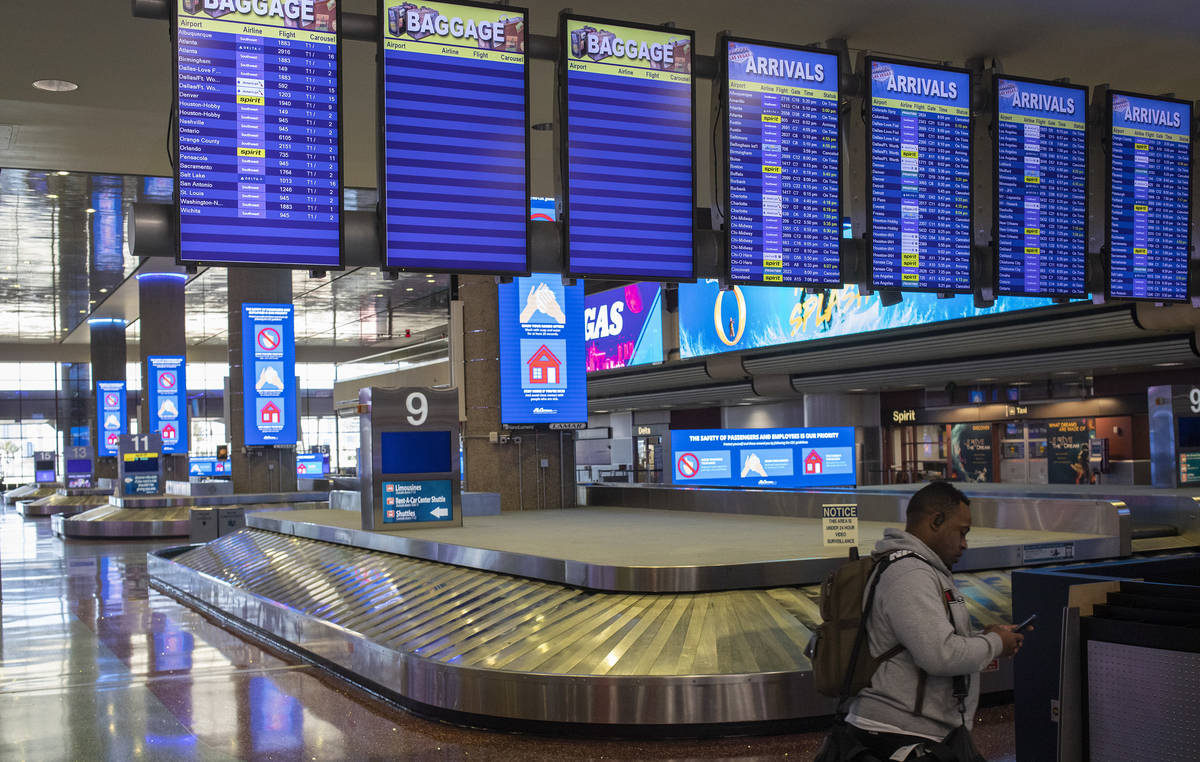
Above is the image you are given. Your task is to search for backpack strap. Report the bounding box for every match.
[837,550,917,706]
[914,572,967,718]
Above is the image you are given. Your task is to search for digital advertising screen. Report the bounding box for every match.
[585,282,663,372]
[677,280,1060,359]
[96,381,127,457]
[148,356,188,454]
[1108,91,1192,301]
[379,1,529,275]
[189,456,231,478]
[498,273,586,426]
[561,15,695,280]
[995,76,1088,297]
[241,303,297,445]
[174,0,343,268]
[724,38,840,286]
[296,451,327,477]
[670,427,856,488]
[381,430,452,473]
[868,58,972,292]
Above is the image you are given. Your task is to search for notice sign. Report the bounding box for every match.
[823,503,859,547]
[381,479,453,524]
[241,303,297,445]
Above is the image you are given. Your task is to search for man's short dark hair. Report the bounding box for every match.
[906,481,970,524]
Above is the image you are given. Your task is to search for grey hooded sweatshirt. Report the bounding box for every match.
[845,528,1004,741]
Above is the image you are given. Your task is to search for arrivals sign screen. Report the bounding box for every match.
[585,283,663,372]
[995,76,1088,297]
[561,15,695,279]
[148,356,188,454]
[724,38,840,286]
[868,58,972,292]
[241,303,297,445]
[380,1,529,275]
[498,274,586,426]
[174,0,342,268]
[1108,91,1192,301]
[97,381,127,457]
[671,427,856,488]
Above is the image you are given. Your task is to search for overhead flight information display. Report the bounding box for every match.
[380,1,529,275]
[995,77,1088,297]
[868,58,972,292]
[174,0,342,268]
[1108,91,1192,301]
[561,15,695,280]
[724,38,840,286]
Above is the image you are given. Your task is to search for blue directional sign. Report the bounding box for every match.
[96,380,127,457]
[241,303,297,445]
[148,355,188,454]
[381,479,453,523]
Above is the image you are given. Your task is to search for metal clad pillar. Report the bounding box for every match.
[227,268,297,493]
[89,320,127,480]
[138,271,189,481]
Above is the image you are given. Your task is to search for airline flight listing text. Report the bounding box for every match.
[869,60,971,291]
[726,42,840,286]
[1109,93,1191,301]
[996,78,1087,296]
[175,5,340,267]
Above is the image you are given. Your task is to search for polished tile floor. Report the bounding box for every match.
[0,507,1017,760]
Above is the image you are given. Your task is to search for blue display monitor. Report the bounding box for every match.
[148,356,188,454]
[1107,91,1192,302]
[867,57,972,292]
[670,427,856,488]
[994,76,1089,297]
[97,380,127,457]
[498,273,587,427]
[189,457,232,478]
[560,14,696,280]
[241,304,298,446]
[379,1,530,275]
[380,431,452,474]
[296,452,328,477]
[174,0,343,268]
[723,37,841,287]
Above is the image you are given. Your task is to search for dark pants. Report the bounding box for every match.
[848,724,935,760]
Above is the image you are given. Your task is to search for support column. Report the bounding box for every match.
[227,268,297,493]
[459,276,573,511]
[89,320,127,481]
[138,271,189,481]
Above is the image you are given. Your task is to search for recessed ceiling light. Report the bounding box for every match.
[374,293,383,297]
[79,309,86,314]
[55,170,69,176]
[32,79,78,92]
[1154,362,1184,367]
[406,287,414,291]
[98,288,108,294]
[85,208,95,214]
[46,193,58,199]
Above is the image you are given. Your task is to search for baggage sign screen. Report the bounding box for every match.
[561,15,695,280]
[671,427,856,488]
[868,58,972,292]
[380,1,529,275]
[995,77,1088,297]
[724,39,840,286]
[174,0,342,268]
[1108,92,1192,301]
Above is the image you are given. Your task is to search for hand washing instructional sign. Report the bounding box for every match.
[670,427,856,488]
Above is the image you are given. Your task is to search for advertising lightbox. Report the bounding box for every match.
[670,427,856,488]
[148,356,188,454]
[585,282,663,372]
[498,274,586,426]
[241,303,297,445]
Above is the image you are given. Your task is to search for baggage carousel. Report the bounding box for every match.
[53,491,328,539]
[148,491,1130,733]
[17,488,112,517]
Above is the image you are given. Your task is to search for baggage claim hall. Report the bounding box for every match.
[1,1,1198,760]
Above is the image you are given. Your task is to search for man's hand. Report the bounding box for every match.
[984,624,1026,658]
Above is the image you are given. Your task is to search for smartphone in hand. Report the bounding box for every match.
[1014,613,1037,631]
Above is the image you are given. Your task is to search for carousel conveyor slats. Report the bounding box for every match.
[149,526,1018,728]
